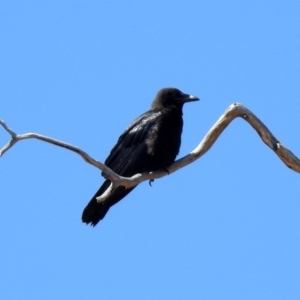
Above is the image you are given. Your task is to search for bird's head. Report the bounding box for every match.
[151,88,199,109]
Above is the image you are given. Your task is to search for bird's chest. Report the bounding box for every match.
[145,113,183,169]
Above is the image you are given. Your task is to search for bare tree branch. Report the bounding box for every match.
[1,103,300,203]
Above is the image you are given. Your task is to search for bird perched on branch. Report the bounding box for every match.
[82,87,199,226]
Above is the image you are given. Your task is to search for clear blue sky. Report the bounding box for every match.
[1,1,300,299]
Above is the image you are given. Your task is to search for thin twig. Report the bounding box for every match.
[1,103,299,203]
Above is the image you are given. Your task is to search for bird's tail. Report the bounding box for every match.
[82,180,136,226]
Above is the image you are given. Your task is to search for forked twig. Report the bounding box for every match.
[1,103,299,203]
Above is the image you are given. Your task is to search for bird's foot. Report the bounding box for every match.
[163,167,170,175]
[149,179,154,186]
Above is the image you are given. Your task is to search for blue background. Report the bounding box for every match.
[1,1,300,299]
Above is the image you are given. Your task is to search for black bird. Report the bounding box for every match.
[82,88,199,226]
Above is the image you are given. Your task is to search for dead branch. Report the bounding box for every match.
[1,103,300,203]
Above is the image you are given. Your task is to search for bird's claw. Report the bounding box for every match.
[149,179,154,186]
[163,167,170,175]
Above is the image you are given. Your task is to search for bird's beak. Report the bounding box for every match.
[180,93,200,103]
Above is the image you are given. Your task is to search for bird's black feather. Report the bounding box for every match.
[82,88,199,226]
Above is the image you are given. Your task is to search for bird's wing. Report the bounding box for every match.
[104,109,162,176]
